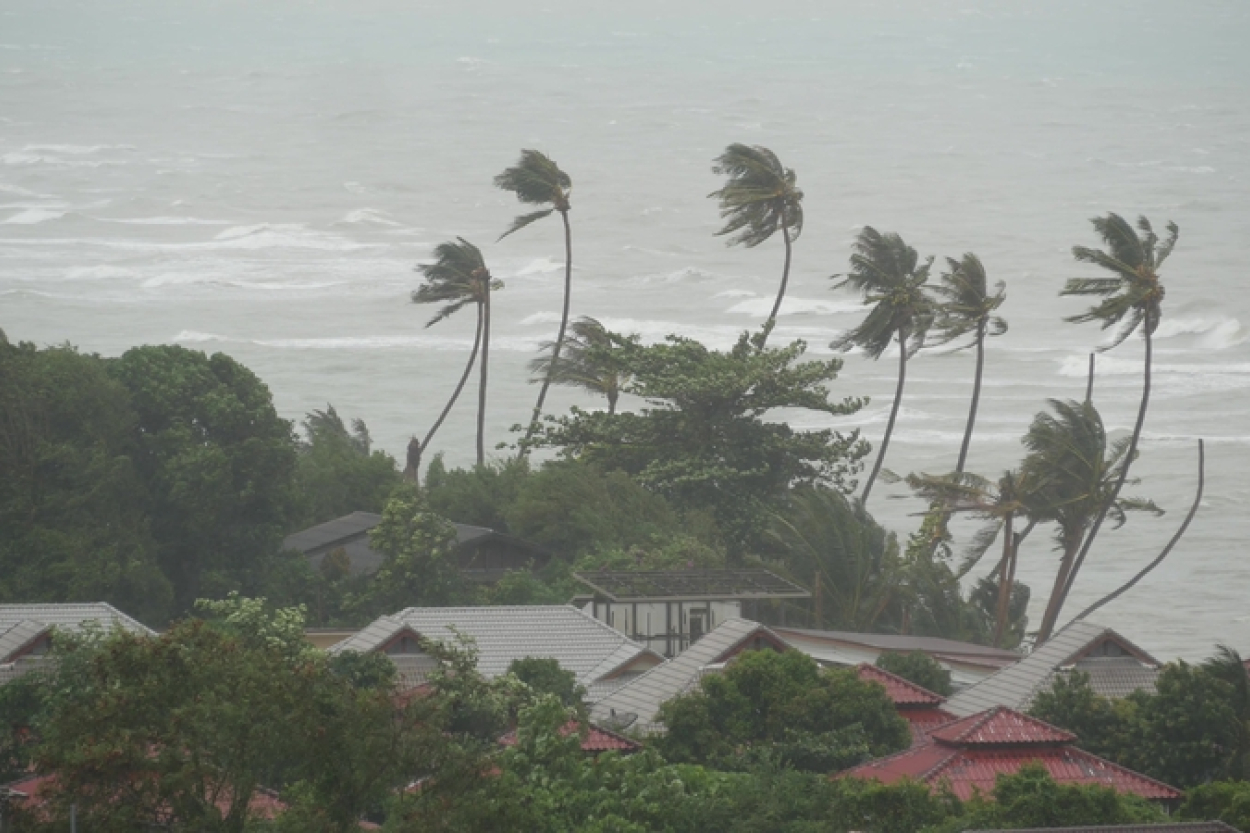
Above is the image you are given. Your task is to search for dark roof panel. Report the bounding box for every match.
[573,569,810,602]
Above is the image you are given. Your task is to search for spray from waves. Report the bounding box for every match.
[725,296,864,317]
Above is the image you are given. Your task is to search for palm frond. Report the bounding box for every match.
[494,149,571,206]
[709,143,803,248]
[498,208,555,241]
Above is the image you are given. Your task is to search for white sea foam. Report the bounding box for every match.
[725,296,863,317]
[23,143,133,154]
[1152,315,1246,349]
[714,289,756,299]
[2,152,122,168]
[208,224,371,252]
[106,216,230,226]
[335,208,401,227]
[514,258,564,276]
[1059,353,1250,378]
[65,265,136,280]
[1,208,65,224]
[174,330,232,343]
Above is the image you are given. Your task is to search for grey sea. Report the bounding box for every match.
[2,0,1248,659]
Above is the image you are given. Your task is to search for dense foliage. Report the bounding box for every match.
[875,651,954,697]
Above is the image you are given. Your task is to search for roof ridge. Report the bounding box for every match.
[1062,745,1182,797]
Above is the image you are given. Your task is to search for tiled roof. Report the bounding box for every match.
[0,620,51,663]
[589,618,787,734]
[773,627,1021,663]
[945,621,1158,718]
[970,820,1245,825]
[840,706,1181,803]
[0,603,153,637]
[330,606,661,690]
[2,773,288,821]
[928,706,1075,746]
[1064,657,1162,700]
[856,664,946,707]
[498,721,642,754]
[573,569,810,602]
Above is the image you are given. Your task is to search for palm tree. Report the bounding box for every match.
[527,316,628,415]
[494,150,573,455]
[929,253,1007,473]
[1056,213,1178,619]
[412,238,501,467]
[902,469,1034,647]
[709,144,804,346]
[1022,398,1161,644]
[1202,645,1250,781]
[831,227,934,504]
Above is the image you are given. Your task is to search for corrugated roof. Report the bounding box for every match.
[970,820,1245,825]
[0,620,51,663]
[929,706,1075,746]
[945,621,1157,718]
[0,603,153,637]
[773,627,1022,663]
[573,570,810,602]
[498,721,642,754]
[283,511,382,553]
[589,618,787,733]
[856,663,946,707]
[841,707,1181,803]
[330,606,660,689]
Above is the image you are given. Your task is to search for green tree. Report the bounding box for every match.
[412,238,502,466]
[110,345,299,613]
[350,487,466,616]
[0,342,172,622]
[929,253,1007,474]
[1202,645,1250,781]
[423,453,530,532]
[875,651,952,697]
[708,143,804,346]
[507,657,586,710]
[655,650,910,772]
[533,330,869,560]
[293,404,400,527]
[830,227,935,504]
[494,149,574,456]
[528,316,628,415]
[1179,781,1250,831]
[1058,213,1178,638]
[1023,399,1161,643]
[1028,671,1132,761]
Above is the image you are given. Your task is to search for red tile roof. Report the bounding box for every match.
[856,664,946,707]
[2,773,290,822]
[839,706,1180,803]
[498,721,642,754]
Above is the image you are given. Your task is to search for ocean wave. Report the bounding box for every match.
[208,224,371,252]
[1,208,65,224]
[1152,314,1246,349]
[2,152,123,168]
[713,289,755,299]
[629,266,720,284]
[334,208,402,227]
[22,143,134,154]
[725,296,864,317]
[106,216,230,226]
[1059,353,1250,378]
[173,330,232,343]
[514,257,564,276]
[65,265,137,280]
[0,182,52,198]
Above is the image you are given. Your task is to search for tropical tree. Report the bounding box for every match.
[831,227,934,503]
[929,253,1007,473]
[1022,399,1161,644]
[412,238,501,466]
[902,469,1034,647]
[1057,213,1178,625]
[527,316,627,414]
[494,150,573,455]
[709,143,804,345]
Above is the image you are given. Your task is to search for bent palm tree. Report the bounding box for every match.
[412,238,501,466]
[1057,213,1177,618]
[1022,398,1161,644]
[709,144,804,346]
[930,253,1007,473]
[831,227,934,504]
[494,150,573,456]
[528,316,628,415]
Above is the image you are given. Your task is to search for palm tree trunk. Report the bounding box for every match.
[861,329,908,504]
[1074,439,1203,623]
[422,305,483,451]
[520,208,573,458]
[760,223,793,348]
[955,322,986,474]
[1047,319,1155,640]
[1037,530,1082,643]
[476,293,491,467]
[992,511,1014,647]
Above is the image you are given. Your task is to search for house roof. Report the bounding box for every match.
[965,820,1240,825]
[945,621,1160,718]
[329,606,662,690]
[572,569,810,602]
[856,664,946,707]
[0,603,154,637]
[0,620,51,663]
[589,618,788,734]
[498,721,643,754]
[1,773,289,822]
[841,706,1180,803]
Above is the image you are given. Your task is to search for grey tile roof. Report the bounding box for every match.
[590,618,785,734]
[967,824,1239,833]
[1068,656,1161,700]
[573,570,810,602]
[772,627,1021,663]
[0,603,154,637]
[945,621,1158,718]
[330,606,661,688]
[0,621,50,663]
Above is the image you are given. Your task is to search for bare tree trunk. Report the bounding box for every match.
[759,223,793,349]
[1046,320,1154,641]
[423,305,482,451]
[1037,530,1083,643]
[992,511,1015,647]
[1074,439,1203,623]
[862,329,908,504]
[520,209,573,458]
[476,289,491,467]
[956,322,986,474]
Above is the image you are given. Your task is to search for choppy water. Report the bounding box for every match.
[3,0,1248,659]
